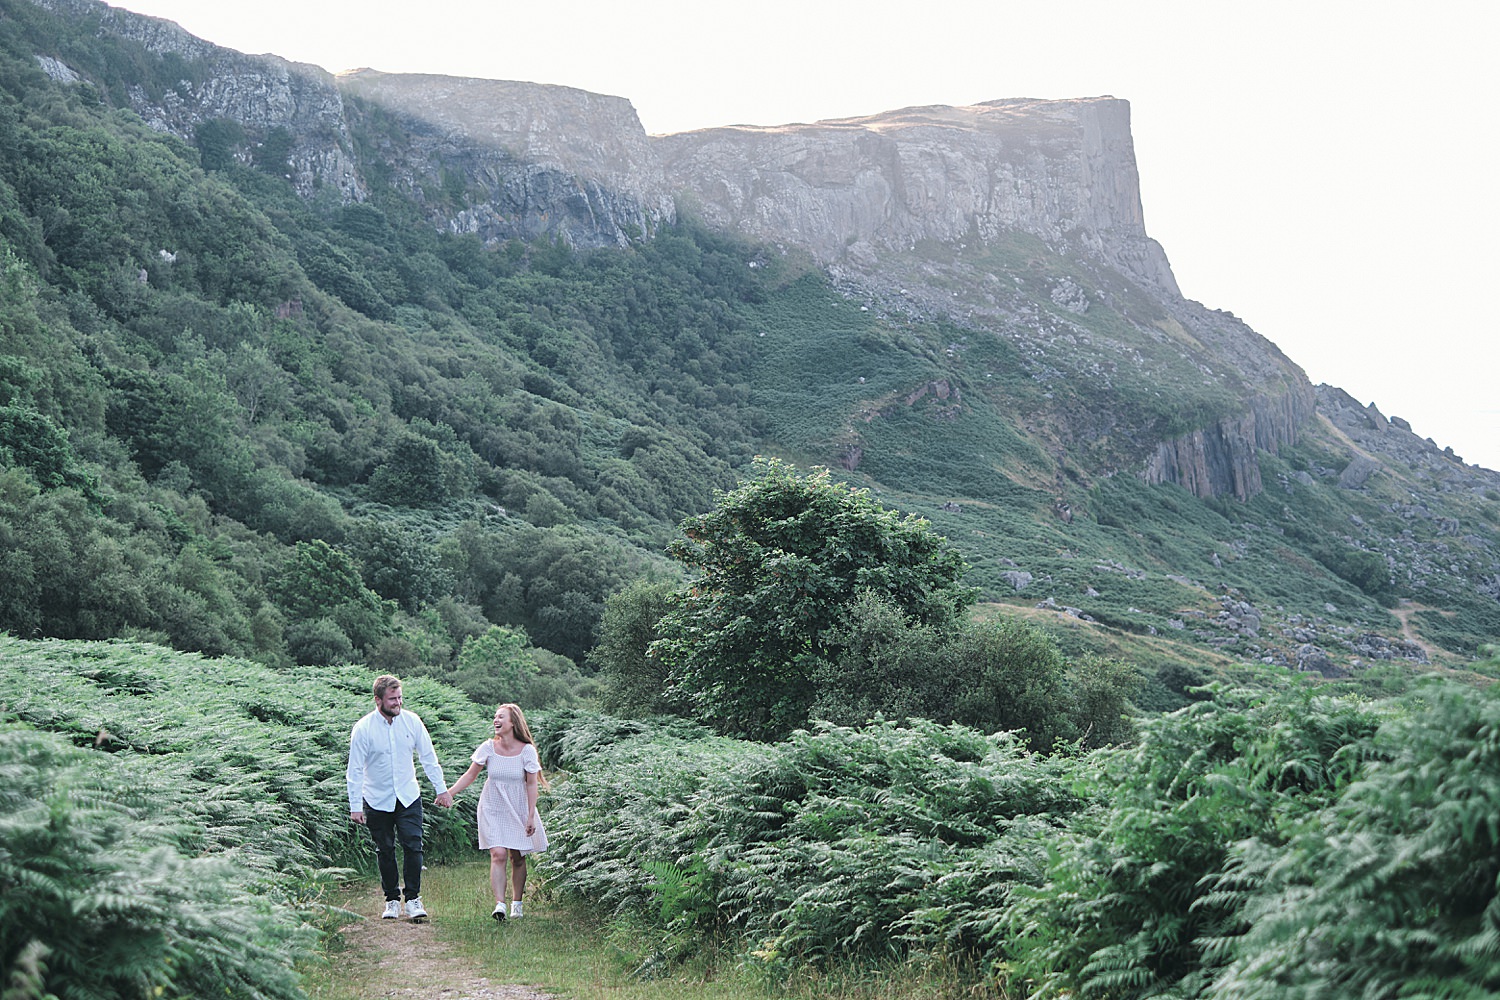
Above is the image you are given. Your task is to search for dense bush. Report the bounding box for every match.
[540,671,1500,998]
[0,636,496,998]
[652,458,975,739]
[538,709,1083,975]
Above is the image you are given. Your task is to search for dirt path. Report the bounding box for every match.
[1392,600,1442,660]
[332,884,557,1000]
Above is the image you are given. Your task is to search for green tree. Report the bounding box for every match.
[653,458,973,740]
[0,403,96,497]
[950,617,1076,750]
[367,434,449,508]
[194,117,244,172]
[271,539,390,656]
[350,519,443,611]
[809,590,948,726]
[593,580,680,716]
[450,625,538,705]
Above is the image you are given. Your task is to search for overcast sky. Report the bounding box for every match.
[110,0,1500,472]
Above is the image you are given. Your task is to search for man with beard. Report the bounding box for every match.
[347,674,454,921]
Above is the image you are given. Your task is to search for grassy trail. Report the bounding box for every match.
[302,862,751,1000]
[303,862,978,1000]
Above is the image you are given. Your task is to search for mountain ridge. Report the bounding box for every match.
[4,0,1497,680]
[25,2,1320,498]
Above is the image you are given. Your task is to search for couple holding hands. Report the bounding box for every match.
[345,674,548,923]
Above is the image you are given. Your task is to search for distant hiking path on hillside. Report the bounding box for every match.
[330,882,557,1000]
[1392,600,1444,662]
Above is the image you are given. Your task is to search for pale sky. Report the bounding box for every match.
[109,0,1500,472]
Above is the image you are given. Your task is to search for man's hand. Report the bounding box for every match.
[351,810,366,825]
[435,791,454,808]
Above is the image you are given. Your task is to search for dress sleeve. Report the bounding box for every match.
[471,740,490,767]
[522,743,541,773]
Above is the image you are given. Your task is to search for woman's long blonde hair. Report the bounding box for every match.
[498,702,534,744]
[498,703,548,789]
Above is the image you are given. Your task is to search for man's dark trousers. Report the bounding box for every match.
[364,797,424,901]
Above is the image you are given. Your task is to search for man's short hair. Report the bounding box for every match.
[373,674,402,699]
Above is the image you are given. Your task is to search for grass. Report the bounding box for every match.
[303,862,1008,1000]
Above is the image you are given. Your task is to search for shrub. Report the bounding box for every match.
[593,580,679,717]
[654,458,973,740]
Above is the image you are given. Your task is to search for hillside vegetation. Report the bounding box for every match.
[5,637,1498,998]
[2,0,1499,693]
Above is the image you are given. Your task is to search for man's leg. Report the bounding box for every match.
[363,802,400,902]
[394,798,425,900]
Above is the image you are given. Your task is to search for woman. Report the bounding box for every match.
[448,702,549,920]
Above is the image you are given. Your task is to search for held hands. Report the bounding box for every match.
[435,790,455,808]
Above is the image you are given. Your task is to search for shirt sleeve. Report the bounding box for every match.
[346,720,366,813]
[412,714,448,795]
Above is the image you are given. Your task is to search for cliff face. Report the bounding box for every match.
[335,70,676,247]
[652,98,1310,493]
[27,0,672,248]
[30,0,1315,499]
[1145,386,1318,500]
[653,98,1180,297]
[29,0,365,202]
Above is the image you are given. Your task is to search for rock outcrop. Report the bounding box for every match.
[29,0,365,202]
[654,98,1180,297]
[27,0,671,248]
[336,70,675,247]
[1145,384,1318,500]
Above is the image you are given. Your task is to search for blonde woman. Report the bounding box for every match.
[448,703,549,919]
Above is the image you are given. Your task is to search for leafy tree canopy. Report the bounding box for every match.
[654,457,974,739]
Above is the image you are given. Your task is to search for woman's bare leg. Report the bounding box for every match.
[489,847,508,903]
[509,849,527,901]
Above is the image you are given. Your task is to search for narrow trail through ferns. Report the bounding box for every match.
[312,880,557,1000]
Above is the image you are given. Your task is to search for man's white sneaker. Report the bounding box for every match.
[492,901,507,921]
[509,900,523,918]
[405,897,428,923]
[381,899,402,919]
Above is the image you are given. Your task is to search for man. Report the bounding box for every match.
[347,674,454,921]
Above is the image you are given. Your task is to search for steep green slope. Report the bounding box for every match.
[0,0,1495,693]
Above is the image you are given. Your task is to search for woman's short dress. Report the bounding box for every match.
[471,739,548,853]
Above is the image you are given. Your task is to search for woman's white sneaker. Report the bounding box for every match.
[492,901,507,921]
[509,900,523,918]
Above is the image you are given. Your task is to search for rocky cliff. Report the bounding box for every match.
[28,0,365,202]
[29,0,1317,498]
[26,0,673,247]
[654,98,1180,297]
[335,70,675,247]
[653,99,1311,493]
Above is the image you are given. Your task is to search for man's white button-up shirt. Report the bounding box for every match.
[346,708,447,813]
